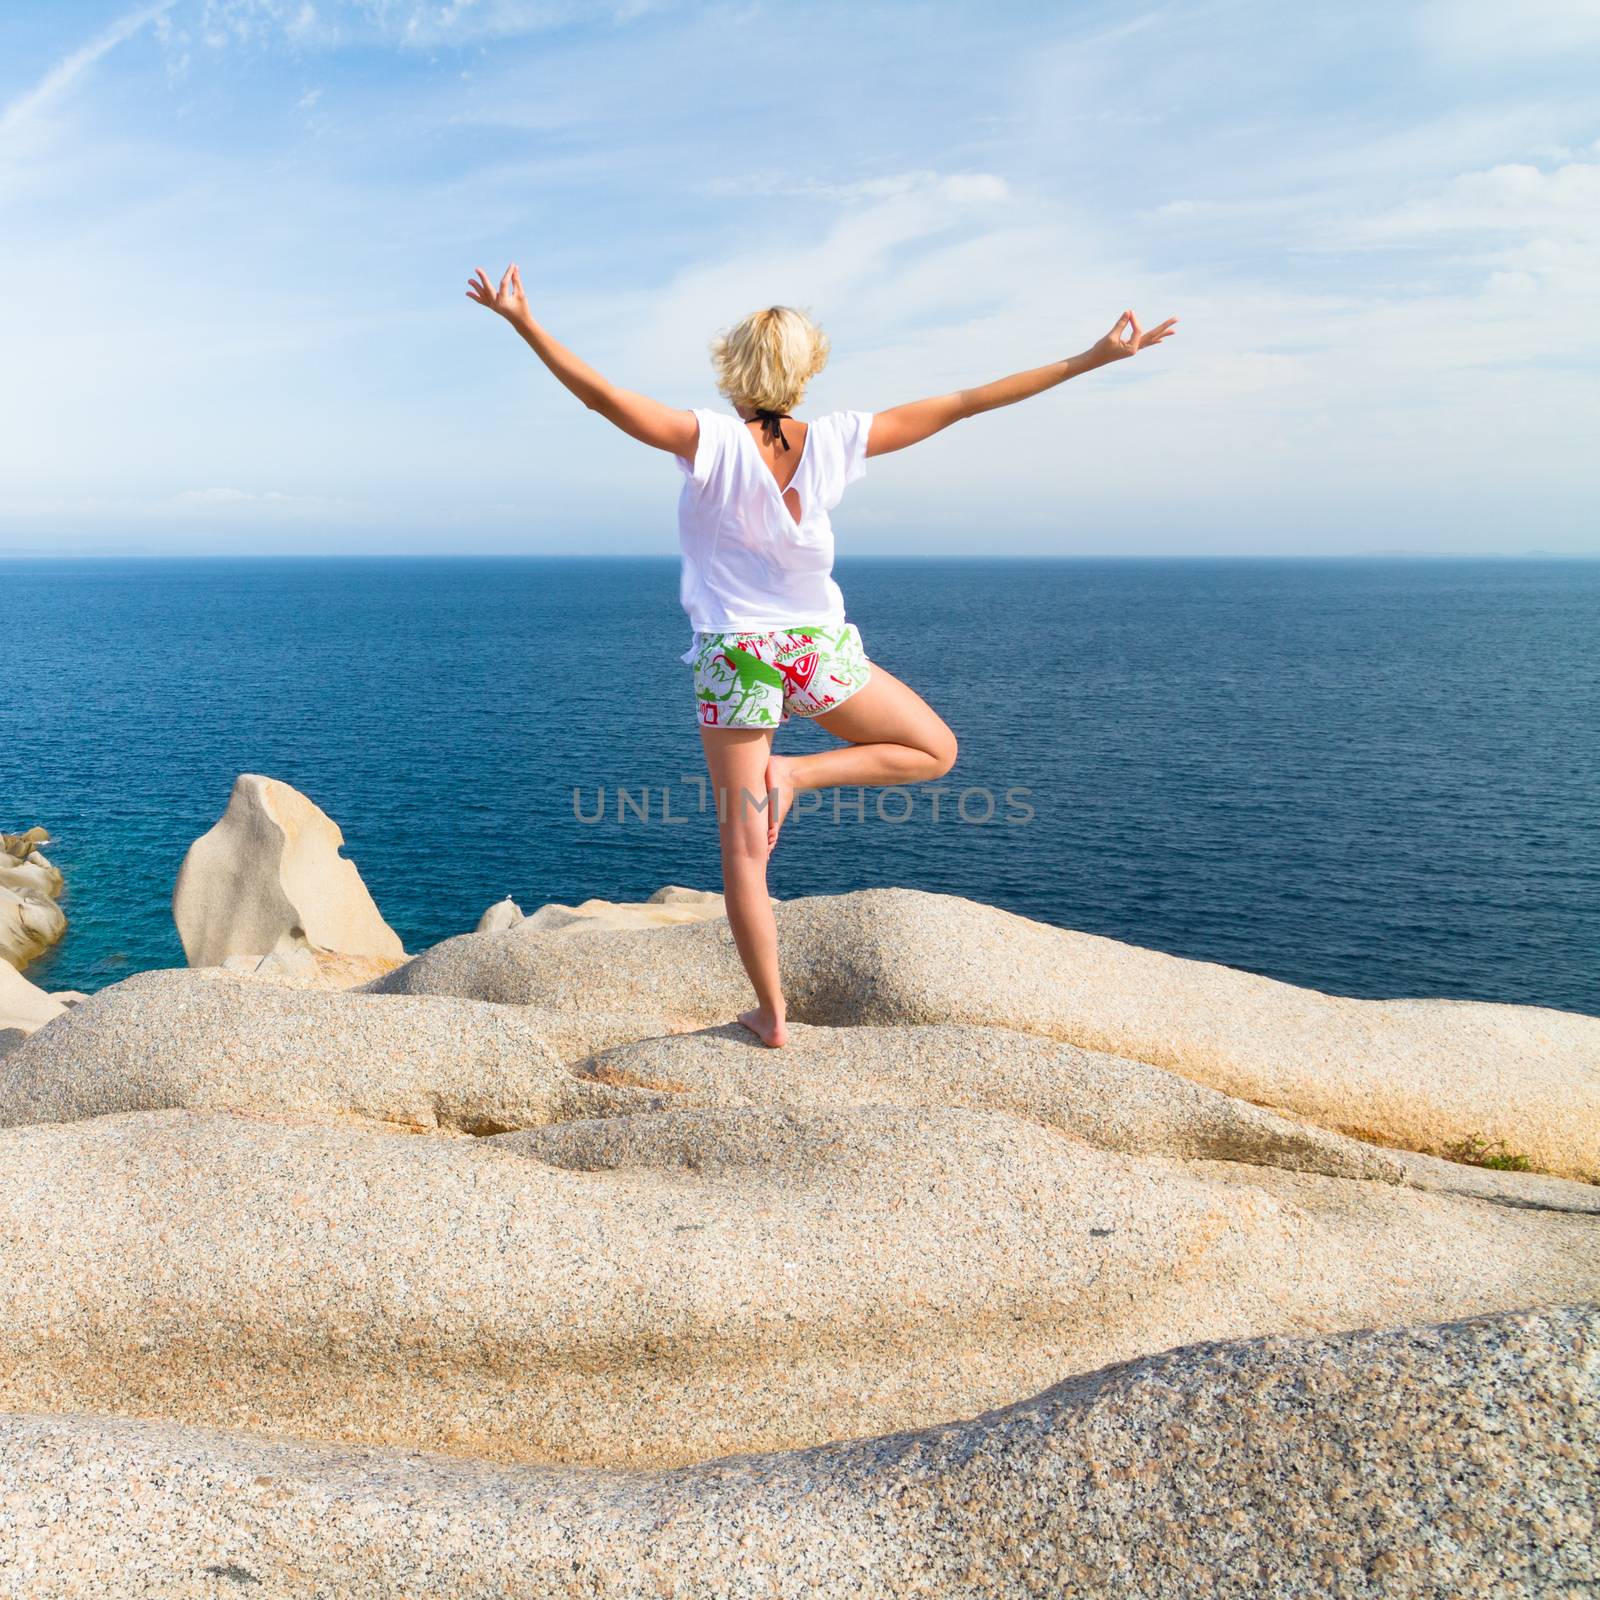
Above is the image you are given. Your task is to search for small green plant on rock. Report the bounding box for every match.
[1440,1134,1532,1172]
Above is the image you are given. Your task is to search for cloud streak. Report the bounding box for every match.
[0,1,176,143]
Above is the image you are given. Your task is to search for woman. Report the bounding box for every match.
[468,265,1176,1045]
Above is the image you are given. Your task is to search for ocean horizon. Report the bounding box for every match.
[9,553,1598,1016]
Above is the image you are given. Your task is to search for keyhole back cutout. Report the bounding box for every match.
[737,416,810,527]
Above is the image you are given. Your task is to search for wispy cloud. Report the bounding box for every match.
[0,1,175,143]
[193,0,658,49]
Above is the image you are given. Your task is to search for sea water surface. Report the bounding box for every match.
[6,556,1597,1015]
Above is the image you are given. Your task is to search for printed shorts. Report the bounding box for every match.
[692,623,872,729]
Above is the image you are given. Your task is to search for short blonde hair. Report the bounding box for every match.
[710,305,830,413]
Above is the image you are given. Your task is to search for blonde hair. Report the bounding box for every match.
[710,305,830,413]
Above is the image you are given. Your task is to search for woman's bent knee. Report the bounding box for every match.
[925,727,958,779]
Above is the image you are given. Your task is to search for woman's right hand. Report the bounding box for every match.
[466,264,530,323]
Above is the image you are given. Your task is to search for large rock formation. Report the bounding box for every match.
[173,775,405,970]
[0,969,656,1133]
[0,1305,1592,1599]
[372,888,1600,1180]
[7,847,1598,1595]
[0,972,1403,1181]
[0,1104,1594,1469]
[0,828,66,970]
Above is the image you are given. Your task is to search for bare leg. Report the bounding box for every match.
[766,664,957,848]
[700,726,787,1046]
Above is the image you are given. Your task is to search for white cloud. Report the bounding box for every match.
[1359,160,1600,242]
[1346,158,1600,315]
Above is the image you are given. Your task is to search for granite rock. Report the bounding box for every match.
[0,1104,1594,1467]
[0,959,66,1055]
[520,884,736,934]
[0,967,654,1133]
[577,1020,1409,1183]
[0,1305,1592,1599]
[372,887,1600,1178]
[0,833,66,970]
[476,896,526,933]
[173,774,404,969]
[219,945,408,989]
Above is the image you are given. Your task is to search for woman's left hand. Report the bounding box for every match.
[1091,309,1178,364]
[466,264,530,322]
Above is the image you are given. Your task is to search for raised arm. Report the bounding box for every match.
[865,310,1177,457]
[467,264,698,457]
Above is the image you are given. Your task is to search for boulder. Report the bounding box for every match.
[577,1021,1409,1184]
[173,775,404,969]
[0,960,66,1056]
[0,1305,1592,1599]
[476,896,525,933]
[519,885,735,934]
[0,833,66,970]
[0,1105,1594,1468]
[0,968,656,1134]
[371,887,1600,1179]
[0,886,66,969]
[0,848,62,900]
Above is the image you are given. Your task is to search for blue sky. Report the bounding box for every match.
[2,0,1597,555]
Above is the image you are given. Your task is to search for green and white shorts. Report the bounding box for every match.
[691,623,872,729]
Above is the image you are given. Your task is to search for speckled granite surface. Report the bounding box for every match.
[370,888,1600,1178]
[5,883,1597,1594]
[1,1103,1595,1466]
[0,967,660,1132]
[574,1019,1409,1182]
[2,1305,1593,1598]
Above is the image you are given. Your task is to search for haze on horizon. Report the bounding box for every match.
[2,0,1597,559]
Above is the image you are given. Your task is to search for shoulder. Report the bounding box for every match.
[677,408,738,487]
[810,409,873,446]
[807,410,874,494]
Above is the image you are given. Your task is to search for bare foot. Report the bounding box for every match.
[764,753,799,854]
[737,1005,788,1048]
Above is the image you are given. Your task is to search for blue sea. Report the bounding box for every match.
[6,556,1597,1016]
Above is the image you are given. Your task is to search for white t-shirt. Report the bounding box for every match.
[675,407,873,656]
